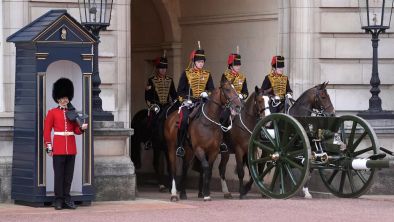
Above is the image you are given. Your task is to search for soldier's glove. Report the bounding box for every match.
[239,94,244,100]
[286,93,293,99]
[200,92,209,98]
[150,104,160,114]
[182,100,193,108]
[46,144,53,154]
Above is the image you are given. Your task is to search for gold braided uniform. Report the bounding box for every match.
[223,70,246,94]
[268,73,288,99]
[151,76,173,104]
[185,68,210,99]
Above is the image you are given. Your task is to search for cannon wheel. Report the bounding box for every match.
[319,115,378,198]
[248,113,311,199]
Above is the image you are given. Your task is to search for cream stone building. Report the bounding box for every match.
[1,0,394,202]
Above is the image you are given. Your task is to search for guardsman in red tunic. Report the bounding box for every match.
[176,46,215,157]
[261,55,293,113]
[44,78,88,210]
[219,52,249,152]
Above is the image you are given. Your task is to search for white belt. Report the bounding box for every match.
[54,131,74,136]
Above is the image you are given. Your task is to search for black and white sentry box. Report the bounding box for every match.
[7,10,96,206]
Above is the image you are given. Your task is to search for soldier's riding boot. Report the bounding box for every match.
[176,129,186,157]
[220,142,228,153]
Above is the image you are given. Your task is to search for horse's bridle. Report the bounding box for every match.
[314,89,334,116]
[218,84,241,113]
[253,93,267,118]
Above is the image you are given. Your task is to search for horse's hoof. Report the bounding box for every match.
[203,196,212,201]
[302,187,313,199]
[198,192,204,198]
[158,185,167,193]
[239,194,246,199]
[180,193,187,200]
[261,194,269,199]
[170,195,179,202]
[223,192,233,199]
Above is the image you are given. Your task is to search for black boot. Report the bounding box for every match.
[63,199,77,209]
[54,199,63,210]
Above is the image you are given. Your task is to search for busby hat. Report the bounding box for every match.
[155,56,168,69]
[228,53,241,66]
[52,78,74,103]
[271,55,285,68]
[190,49,206,62]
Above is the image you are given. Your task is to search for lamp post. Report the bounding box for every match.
[358,0,394,119]
[79,0,114,121]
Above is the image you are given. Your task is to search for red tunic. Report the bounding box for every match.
[44,107,83,155]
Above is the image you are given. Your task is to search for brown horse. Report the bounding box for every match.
[288,82,335,117]
[218,86,266,199]
[164,75,242,201]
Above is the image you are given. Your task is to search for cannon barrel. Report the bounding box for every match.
[348,159,394,170]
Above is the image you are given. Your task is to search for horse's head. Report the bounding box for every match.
[252,86,266,118]
[219,75,242,116]
[313,82,335,116]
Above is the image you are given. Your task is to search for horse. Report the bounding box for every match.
[217,86,267,199]
[164,75,242,201]
[130,103,178,192]
[287,82,335,198]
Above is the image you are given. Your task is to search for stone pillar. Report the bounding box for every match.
[280,0,318,97]
[0,0,3,112]
[0,125,12,202]
[93,121,136,201]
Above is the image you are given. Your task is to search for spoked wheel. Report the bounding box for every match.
[319,115,378,198]
[248,113,311,199]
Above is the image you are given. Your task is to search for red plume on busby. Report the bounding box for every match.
[271,55,285,68]
[155,56,168,69]
[52,78,74,103]
[227,53,241,66]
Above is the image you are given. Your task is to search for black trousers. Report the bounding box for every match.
[53,155,76,202]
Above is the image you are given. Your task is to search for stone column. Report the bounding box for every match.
[0,0,3,112]
[93,121,135,200]
[280,0,319,97]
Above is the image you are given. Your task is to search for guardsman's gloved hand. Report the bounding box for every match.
[286,93,292,99]
[239,94,244,100]
[200,91,208,98]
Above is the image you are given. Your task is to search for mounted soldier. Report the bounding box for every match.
[176,42,215,157]
[144,53,177,149]
[220,49,249,152]
[261,55,293,113]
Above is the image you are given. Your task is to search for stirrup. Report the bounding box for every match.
[144,140,152,150]
[220,143,228,153]
[176,146,185,157]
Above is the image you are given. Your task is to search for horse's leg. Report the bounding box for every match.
[235,150,247,199]
[198,169,203,198]
[218,152,232,199]
[302,169,313,199]
[167,143,178,201]
[195,148,212,201]
[179,149,193,200]
[153,147,166,192]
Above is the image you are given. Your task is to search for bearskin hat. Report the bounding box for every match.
[52,78,74,103]
[155,56,168,69]
[271,55,285,68]
[228,53,241,66]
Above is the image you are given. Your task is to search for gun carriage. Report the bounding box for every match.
[248,113,393,199]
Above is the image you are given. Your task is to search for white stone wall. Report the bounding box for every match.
[0,0,3,112]
[318,0,394,113]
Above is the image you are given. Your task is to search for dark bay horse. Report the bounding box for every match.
[288,82,335,198]
[164,75,242,201]
[130,103,178,191]
[218,86,266,199]
[288,82,335,117]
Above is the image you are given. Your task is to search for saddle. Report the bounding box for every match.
[189,102,203,120]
